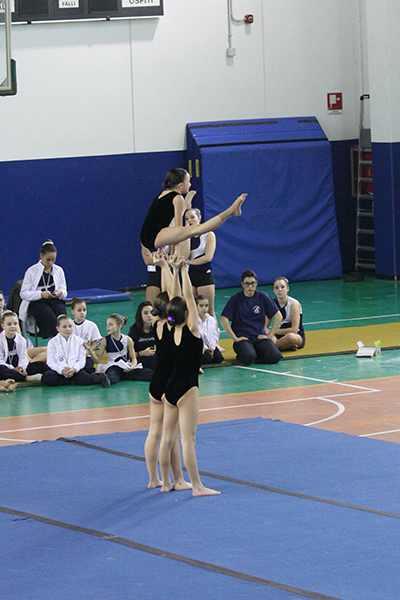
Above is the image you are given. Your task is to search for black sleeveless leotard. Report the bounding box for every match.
[149,321,174,402]
[165,325,203,406]
[140,191,180,251]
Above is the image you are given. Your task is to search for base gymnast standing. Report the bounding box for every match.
[144,251,191,490]
[159,255,220,497]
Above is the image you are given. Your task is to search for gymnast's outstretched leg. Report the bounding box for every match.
[153,193,247,250]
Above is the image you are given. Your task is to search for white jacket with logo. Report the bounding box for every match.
[19,261,67,322]
[46,333,86,375]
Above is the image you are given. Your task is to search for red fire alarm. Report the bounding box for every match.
[327,93,343,111]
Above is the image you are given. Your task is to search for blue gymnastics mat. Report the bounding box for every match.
[66,288,133,303]
[4,288,133,305]
[1,418,399,600]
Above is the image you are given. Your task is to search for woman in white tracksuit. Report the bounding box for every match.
[19,239,67,338]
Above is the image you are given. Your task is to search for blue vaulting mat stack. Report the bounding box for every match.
[186,118,342,287]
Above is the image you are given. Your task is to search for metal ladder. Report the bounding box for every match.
[355,94,375,271]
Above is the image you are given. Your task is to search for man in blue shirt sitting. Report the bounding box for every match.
[220,269,283,365]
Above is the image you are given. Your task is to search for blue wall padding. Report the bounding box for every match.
[330,139,357,273]
[187,118,342,286]
[187,117,328,214]
[372,142,400,278]
[187,117,328,149]
[0,150,185,294]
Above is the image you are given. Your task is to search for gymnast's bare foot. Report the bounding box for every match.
[1,379,17,393]
[192,485,220,497]
[232,193,247,216]
[148,478,162,489]
[174,479,193,491]
[161,481,174,492]
[184,190,197,210]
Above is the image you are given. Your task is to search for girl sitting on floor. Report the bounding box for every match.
[0,379,18,393]
[0,310,48,384]
[41,315,100,387]
[128,301,157,373]
[195,295,224,365]
[71,297,102,374]
[85,313,153,387]
[271,277,306,351]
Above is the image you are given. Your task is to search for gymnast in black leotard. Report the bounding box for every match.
[144,253,191,491]
[140,167,247,257]
[140,190,181,252]
[149,317,173,402]
[164,323,203,406]
[159,255,220,497]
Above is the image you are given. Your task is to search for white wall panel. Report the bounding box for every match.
[262,0,361,141]
[130,0,266,152]
[0,20,135,160]
[366,0,400,142]
[1,0,363,162]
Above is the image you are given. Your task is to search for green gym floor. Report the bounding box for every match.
[1,276,400,446]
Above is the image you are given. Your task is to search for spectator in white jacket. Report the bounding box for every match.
[196,295,224,365]
[19,239,67,338]
[41,315,100,387]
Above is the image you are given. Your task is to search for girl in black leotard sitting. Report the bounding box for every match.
[159,255,220,497]
[128,301,157,372]
[140,168,246,256]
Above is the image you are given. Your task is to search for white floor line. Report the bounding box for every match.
[233,365,380,392]
[0,414,150,435]
[304,313,400,326]
[0,374,381,438]
[310,389,377,399]
[0,437,33,443]
[360,428,400,438]
[304,398,345,426]
[0,390,365,435]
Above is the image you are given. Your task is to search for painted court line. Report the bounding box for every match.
[0,372,381,440]
[360,428,400,438]
[0,437,33,443]
[0,389,371,438]
[304,313,400,326]
[0,414,150,435]
[234,365,380,392]
[304,398,345,426]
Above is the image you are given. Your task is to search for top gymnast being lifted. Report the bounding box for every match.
[140,168,246,257]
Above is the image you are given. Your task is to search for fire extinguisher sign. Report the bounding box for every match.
[327,92,343,113]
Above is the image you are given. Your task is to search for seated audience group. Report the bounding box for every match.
[0,239,305,393]
[220,270,305,366]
